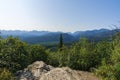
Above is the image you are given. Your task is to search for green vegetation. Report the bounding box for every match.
[0,36,47,73]
[95,33,120,80]
[0,32,120,79]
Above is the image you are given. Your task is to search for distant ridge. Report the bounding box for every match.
[0,29,118,44]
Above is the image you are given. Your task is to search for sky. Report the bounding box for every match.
[0,0,120,32]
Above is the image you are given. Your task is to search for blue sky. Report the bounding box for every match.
[0,0,120,32]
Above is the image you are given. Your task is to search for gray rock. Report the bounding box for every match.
[39,67,82,80]
[15,61,54,80]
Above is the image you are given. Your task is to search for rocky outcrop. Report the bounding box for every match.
[15,61,54,80]
[39,67,99,80]
[16,61,99,80]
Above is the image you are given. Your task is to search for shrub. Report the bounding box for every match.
[0,68,14,80]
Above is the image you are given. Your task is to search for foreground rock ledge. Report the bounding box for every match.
[15,61,99,80]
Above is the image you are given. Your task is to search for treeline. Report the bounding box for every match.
[0,32,120,80]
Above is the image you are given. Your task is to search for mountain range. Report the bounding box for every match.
[0,29,117,44]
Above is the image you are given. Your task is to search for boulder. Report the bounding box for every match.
[15,61,54,80]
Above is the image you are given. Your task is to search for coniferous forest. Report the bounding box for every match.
[0,31,120,80]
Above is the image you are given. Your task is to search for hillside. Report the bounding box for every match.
[0,31,120,80]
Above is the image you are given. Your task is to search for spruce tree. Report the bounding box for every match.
[59,34,63,51]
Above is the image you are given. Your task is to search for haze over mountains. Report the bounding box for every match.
[0,29,117,44]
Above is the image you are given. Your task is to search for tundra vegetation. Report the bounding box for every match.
[0,32,120,80]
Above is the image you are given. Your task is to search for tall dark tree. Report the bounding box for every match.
[59,34,63,51]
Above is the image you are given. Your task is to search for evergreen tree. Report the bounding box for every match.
[59,34,63,51]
